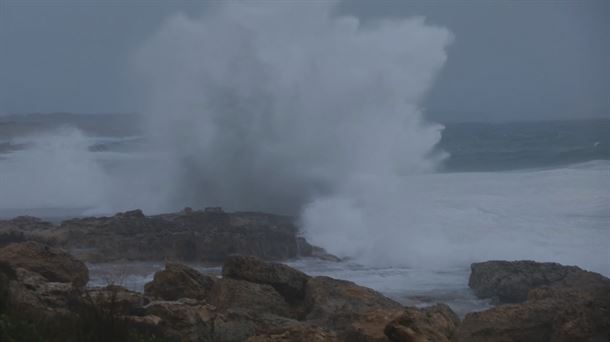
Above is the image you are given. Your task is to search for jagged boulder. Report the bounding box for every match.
[144,263,215,301]
[469,260,610,303]
[208,278,293,318]
[7,268,79,318]
[343,308,404,342]
[55,210,303,262]
[458,260,610,342]
[0,216,54,247]
[303,276,403,330]
[86,284,149,316]
[384,304,460,342]
[223,255,310,301]
[212,309,303,342]
[247,324,339,342]
[0,241,89,286]
[143,299,216,342]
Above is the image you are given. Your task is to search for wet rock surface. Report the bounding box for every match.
[303,276,403,330]
[222,255,310,302]
[384,304,460,342]
[0,209,334,263]
[144,262,216,301]
[0,240,89,286]
[459,260,610,342]
[2,241,608,342]
[469,260,610,304]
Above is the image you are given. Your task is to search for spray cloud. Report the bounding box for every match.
[133,1,451,215]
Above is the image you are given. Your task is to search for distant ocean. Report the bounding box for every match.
[1,114,608,316]
[2,114,607,172]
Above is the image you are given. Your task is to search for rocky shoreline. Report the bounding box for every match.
[0,208,337,263]
[0,240,608,341]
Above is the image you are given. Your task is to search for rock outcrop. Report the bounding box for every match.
[469,260,610,303]
[0,209,333,263]
[144,262,215,301]
[0,216,54,247]
[223,255,310,301]
[0,241,89,286]
[7,267,79,319]
[247,324,339,342]
[208,278,293,318]
[303,276,403,330]
[343,308,404,342]
[10,240,608,342]
[457,286,610,342]
[384,304,460,342]
[458,260,610,342]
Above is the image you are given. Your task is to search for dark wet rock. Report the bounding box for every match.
[0,241,89,286]
[144,262,215,301]
[296,237,341,261]
[208,278,293,318]
[457,290,597,342]
[7,268,79,319]
[247,323,339,342]
[0,216,54,247]
[86,284,149,316]
[384,304,460,342]
[343,308,404,342]
[469,260,610,303]
[143,299,216,342]
[458,260,610,342]
[8,209,318,263]
[212,309,303,342]
[303,276,403,330]
[222,255,310,302]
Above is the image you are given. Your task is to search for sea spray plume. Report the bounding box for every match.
[0,127,109,210]
[133,1,452,214]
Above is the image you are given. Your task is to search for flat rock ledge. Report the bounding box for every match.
[0,208,339,263]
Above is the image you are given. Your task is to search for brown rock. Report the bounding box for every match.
[344,308,404,342]
[144,299,216,342]
[0,241,89,286]
[144,262,215,301]
[247,324,339,342]
[85,284,149,315]
[208,277,293,318]
[303,276,402,330]
[469,260,610,303]
[0,216,54,247]
[7,268,79,319]
[384,304,460,342]
[222,255,310,302]
[456,286,610,342]
[212,309,299,342]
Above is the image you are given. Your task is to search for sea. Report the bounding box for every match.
[1,113,608,316]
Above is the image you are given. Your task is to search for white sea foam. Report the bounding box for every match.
[302,160,610,275]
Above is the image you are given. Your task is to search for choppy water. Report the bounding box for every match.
[2,114,609,314]
[87,259,490,317]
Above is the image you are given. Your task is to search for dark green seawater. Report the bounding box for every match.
[438,119,609,172]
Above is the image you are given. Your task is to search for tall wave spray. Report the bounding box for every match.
[134,2,451,216]
[133,2,609,273]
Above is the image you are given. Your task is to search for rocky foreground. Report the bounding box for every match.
[0,208,336,262]
[0,241,609,341]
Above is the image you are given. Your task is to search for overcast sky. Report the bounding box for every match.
[0,0,608,122]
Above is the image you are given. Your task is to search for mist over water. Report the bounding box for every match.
[0,2,608,275]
